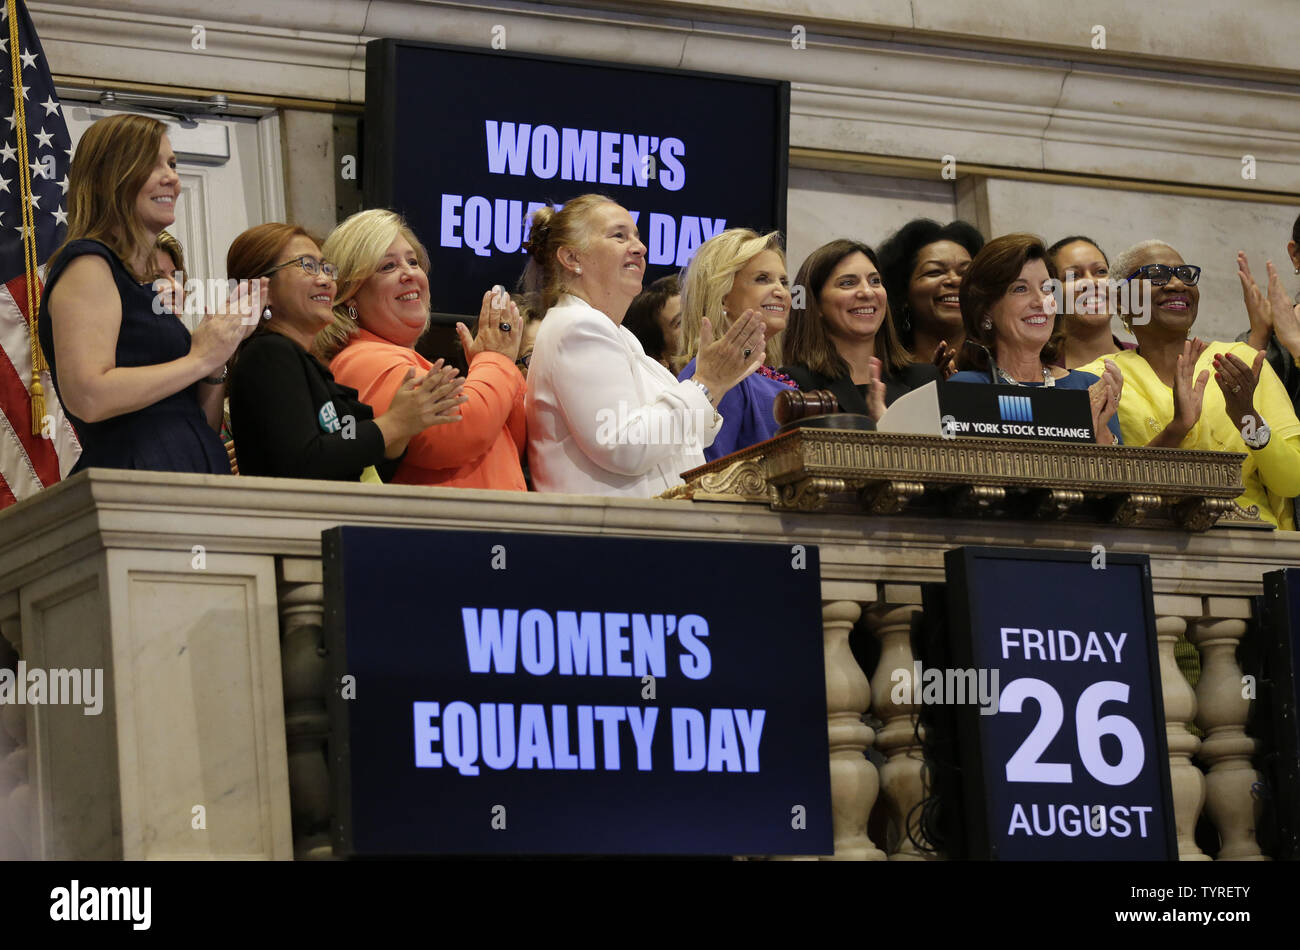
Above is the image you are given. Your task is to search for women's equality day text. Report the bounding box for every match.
[412,608,767,776]
[438,121,726,266]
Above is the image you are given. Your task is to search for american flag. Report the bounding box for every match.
[0,0,78,509]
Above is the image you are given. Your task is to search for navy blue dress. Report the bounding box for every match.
[37,239,230,474]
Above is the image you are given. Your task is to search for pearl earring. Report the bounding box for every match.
[982,319,992,330]
[575,266,582,274]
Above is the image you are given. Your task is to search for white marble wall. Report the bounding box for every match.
[786,169,956,274]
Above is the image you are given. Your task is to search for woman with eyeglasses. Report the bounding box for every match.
[226,223,467,481]
[319,209,528,491]
[1079,240,1300,529]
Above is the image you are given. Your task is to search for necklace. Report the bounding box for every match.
[995,365,1055,387]
[758,364,797,388]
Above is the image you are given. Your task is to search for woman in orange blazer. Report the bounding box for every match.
[317,209,527,490]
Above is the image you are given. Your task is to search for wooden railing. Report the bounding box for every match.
[0,468,1292,859]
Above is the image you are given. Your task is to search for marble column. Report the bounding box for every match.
[822,601,886,861]
[1189,615,1267,860]
[279,558,333,860]
[867,603,932,860]
[1156,614,1209,860]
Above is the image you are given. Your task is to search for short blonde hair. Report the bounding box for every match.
[316,208,430,360]
[679,229,785,367]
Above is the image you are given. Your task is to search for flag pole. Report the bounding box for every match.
[7,0,46,435]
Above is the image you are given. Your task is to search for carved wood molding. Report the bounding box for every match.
[672,429,1252,531]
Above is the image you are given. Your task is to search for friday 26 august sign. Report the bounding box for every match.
[944,547,1177,860]
[324,527,832,855]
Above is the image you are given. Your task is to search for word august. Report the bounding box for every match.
[410,607,767,775]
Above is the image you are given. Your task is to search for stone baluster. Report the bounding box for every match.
[1156,614,1209,860]
[1189,614,1267,860]
[0,610,30,859]
[821,600,886,861]
[278,559,333,860]
[867,602,931,860]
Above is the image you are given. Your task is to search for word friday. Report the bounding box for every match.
[999,627,1128,663]
[413,702,765,775]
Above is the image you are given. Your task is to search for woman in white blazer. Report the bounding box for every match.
[523,194,765,496]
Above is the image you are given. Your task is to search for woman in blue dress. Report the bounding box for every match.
[677,229,795,460]
[38,113,262,473]
[947,232,1124,445]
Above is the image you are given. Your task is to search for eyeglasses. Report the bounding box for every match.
[261,256,339,280]
[1124,264,1201,287]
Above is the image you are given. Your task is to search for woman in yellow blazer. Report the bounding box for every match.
[1081,240,1300,529]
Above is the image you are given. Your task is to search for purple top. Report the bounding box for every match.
[679,359,797,461]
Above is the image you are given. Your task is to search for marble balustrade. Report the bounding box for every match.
[0,469,1292,860]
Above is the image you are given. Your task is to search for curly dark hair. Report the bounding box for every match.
[876,219,985,347]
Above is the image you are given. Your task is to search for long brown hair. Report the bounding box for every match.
[956,233,1064,373]
[51,113,169,281]
[783,239,912,379]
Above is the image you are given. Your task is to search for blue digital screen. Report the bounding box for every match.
[324,526,831,855]
[364,40,788,318]
[946,547,1177,860]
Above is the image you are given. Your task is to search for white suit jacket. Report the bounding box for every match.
[526,294,721,497]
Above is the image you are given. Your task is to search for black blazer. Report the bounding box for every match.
[229,332,401,481]
[779,361,941,415]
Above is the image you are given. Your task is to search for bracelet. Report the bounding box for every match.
[688,378,711,403]
[202,366,228,385]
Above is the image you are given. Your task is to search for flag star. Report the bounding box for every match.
[0,143,15,163]
[19,49,37,70]
[19,84,29,101]
[0,38,7,55]
[58,174,68,193]
[52,206,67,225]
[0,175,9,192]
[40,96,60,117]
[15,223,28,239]
[33,127,52,149]
[28,193,40,209]
[4,112,15,131]
[29,158,43,178]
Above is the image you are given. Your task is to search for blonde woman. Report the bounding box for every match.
[38,113,262,473]
[318,209,527,490]
[523,194,763,496]
[677,228,795,459]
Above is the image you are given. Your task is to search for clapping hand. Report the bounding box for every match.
[931,340,958,379]
[1264,260,1300,360]
[190,276,268,376]
[457,285,522,363]
[1237,251,1272,351]
[865,357,887,421]
[1213,349,1266,435]
[1088,358,1122,444]
[1171,338,1210,437]
[692,309,765,404]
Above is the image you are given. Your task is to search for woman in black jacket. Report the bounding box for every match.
[226,223,466,480]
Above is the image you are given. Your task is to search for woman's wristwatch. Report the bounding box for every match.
[202,366,229,385]
[1242,417,1271,449]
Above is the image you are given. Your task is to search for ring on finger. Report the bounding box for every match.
[499,322,512,333]
[1232,384,1241,394]
[743,348,752,359]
